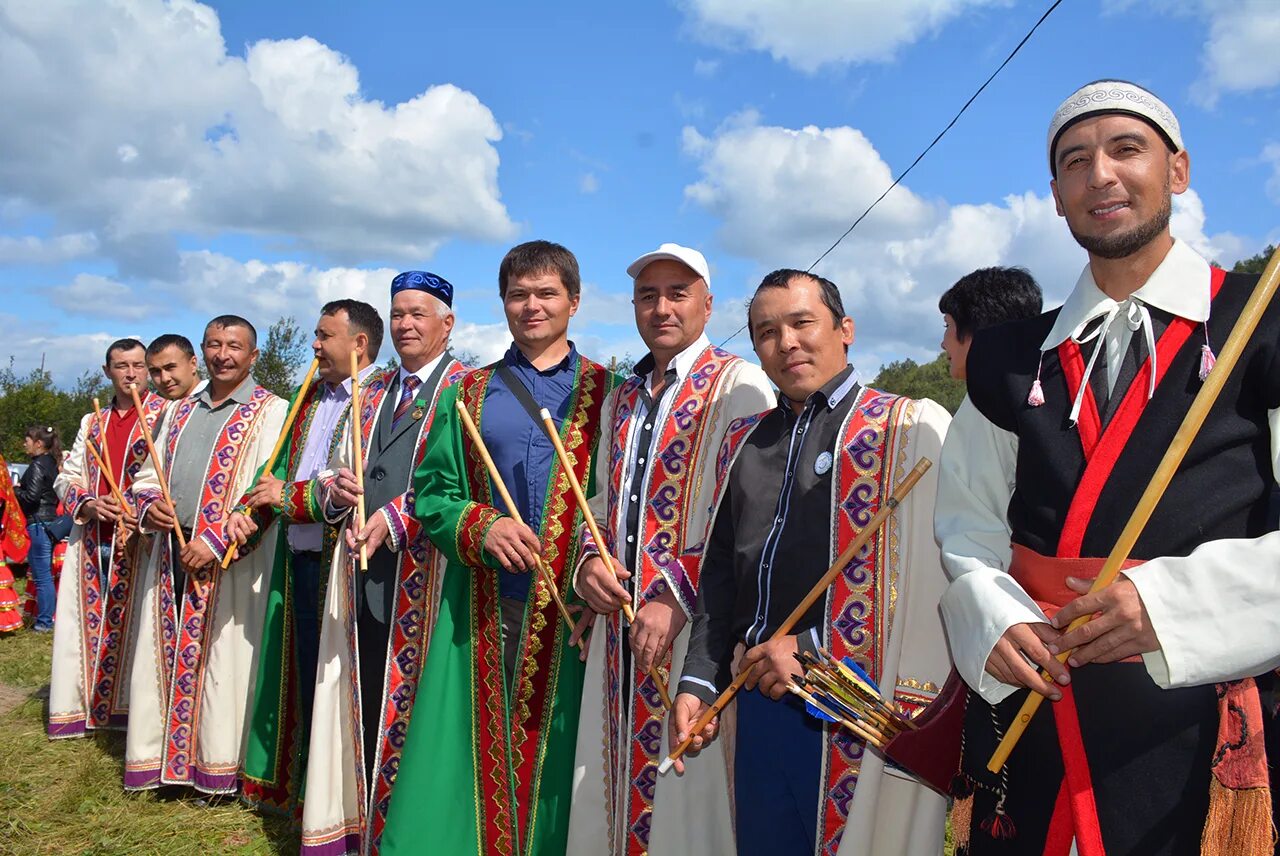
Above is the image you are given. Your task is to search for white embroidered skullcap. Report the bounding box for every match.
[1047,79,1182,174]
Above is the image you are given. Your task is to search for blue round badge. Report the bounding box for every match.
[814,451,833,475]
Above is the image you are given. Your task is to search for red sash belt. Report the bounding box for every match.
[1009,545,1142,856]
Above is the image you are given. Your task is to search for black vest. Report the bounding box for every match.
[965,270,1278,560]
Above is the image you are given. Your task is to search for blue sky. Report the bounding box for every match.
[2,0,1277,384]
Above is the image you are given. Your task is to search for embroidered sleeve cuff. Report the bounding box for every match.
[281,480,322,524]
[659,552,699,619]
[66,486,93,523]
[571,544,601,594]
[199,529,228,563]
[640,573,670,607]
[133,489,162,531]
[380,504,406,553]
[455,502,503,570]
[571,523,600,590]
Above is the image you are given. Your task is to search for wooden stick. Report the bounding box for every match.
[350,352,368,572]
[455,400,583,649]
[987,245,1280,774]
[537,407,673,711]
[659,458,932,773]
[128,383,185,549]
[88,397,131,542]
[84,438,126,510]
[92,398,114,486]
[221,357,320,568]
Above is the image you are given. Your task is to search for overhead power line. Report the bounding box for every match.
[721,0,1065,346]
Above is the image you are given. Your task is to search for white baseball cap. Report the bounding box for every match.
[626,242,711,289]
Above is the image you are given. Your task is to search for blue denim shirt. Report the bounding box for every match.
[481,342,579,601]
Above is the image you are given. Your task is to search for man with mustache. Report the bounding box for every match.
[49,338,169,740]
[566,243,773,856]
[125,315,287,796]
[222,300,385,815]
[937,80,1280,854]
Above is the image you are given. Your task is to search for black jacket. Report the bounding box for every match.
[16,453,59,522]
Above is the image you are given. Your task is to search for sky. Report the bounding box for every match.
[1,0,1278,385]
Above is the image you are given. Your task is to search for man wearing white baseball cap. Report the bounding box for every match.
[567,243,773,856]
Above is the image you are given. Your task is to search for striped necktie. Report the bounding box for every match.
[392,375,421,427]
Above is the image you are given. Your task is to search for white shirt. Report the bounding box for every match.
[398,351,447,394]
[935,240,1280,704]
[288,364,378,553]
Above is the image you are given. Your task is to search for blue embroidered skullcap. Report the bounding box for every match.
[391,270,454,307]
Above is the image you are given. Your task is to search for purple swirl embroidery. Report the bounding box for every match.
[671,399,699,431]
[841,483,877,529]
[835,602,868,647]
[636,718,664,756]
[631,762,658,803]
[395,645,419,676]
[648,485,679,521]
[845,427,883,470]
[659,439,689,476]
[397,608,423,638]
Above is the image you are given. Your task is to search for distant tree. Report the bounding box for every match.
[0,359,110,463]
[607,353,637,377]
[253,316,310,398]
[452,349,482,367]
[871,353,966,414]
[1233,245,1277,275]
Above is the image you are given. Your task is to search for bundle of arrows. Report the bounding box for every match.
[787,647,918,750]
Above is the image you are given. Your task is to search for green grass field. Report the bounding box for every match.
[0,579,295,856]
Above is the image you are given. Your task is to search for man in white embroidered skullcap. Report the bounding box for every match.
[935,78,1280,854]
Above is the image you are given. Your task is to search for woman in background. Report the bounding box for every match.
[16,426,62,632]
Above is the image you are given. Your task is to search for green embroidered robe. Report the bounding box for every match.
[381,357,617,856]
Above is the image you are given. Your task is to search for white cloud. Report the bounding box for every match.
[449,321,512,365]
[682,116,934,261]
[0,232,98,264]
[0,315,127,383]
[580,172,600,194]
[678,0,1010,72]
[0,0,514,268]
[1191,0,1280,105]
[50,273,158,321]
[683,114,1235,374]
[693,58,721,76]
[1113,0,1280,106]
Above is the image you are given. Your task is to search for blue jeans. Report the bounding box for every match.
[26,522,55,628]
[734,687,824,856]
